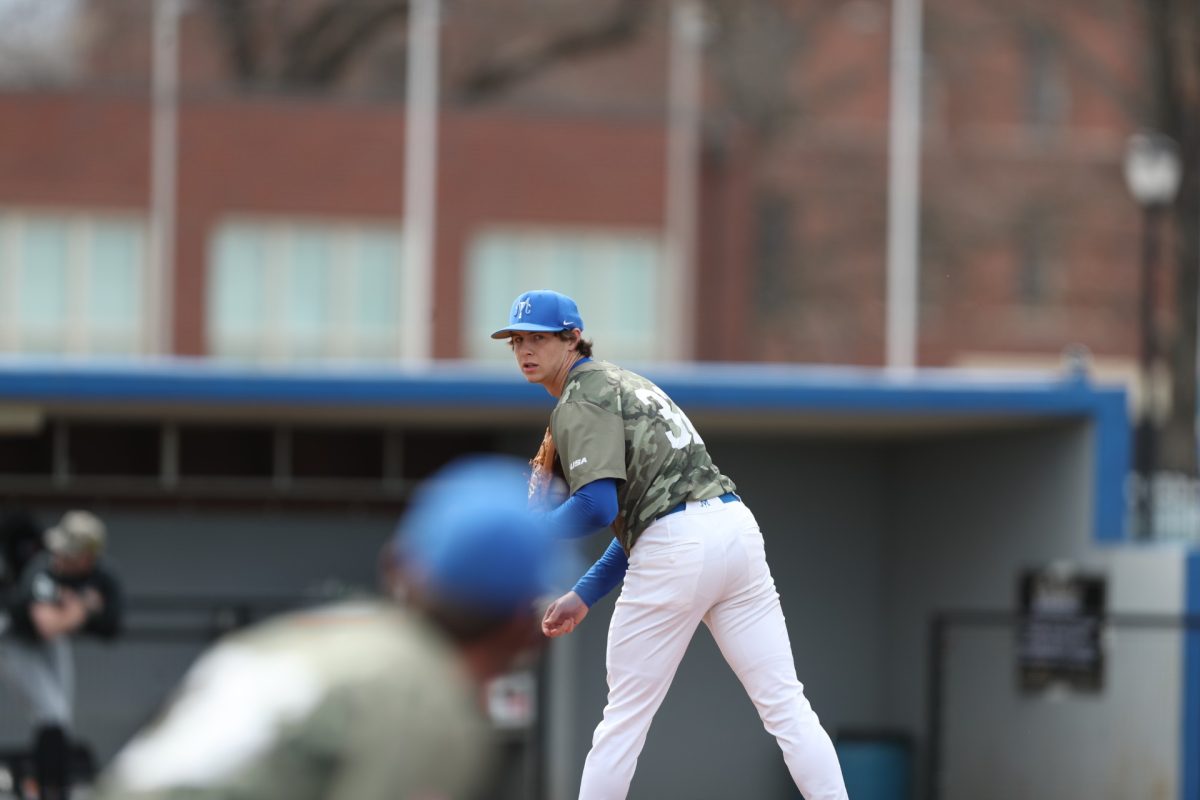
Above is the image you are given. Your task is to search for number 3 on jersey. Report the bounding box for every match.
[635,387,704,449]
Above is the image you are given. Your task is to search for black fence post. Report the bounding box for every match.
[925,614,945,800]
[532,654,548,800]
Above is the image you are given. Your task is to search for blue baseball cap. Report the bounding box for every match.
[490,290,584,339]
[393,455,566,613]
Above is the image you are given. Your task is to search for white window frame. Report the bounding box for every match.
[0,209,148,355]
[207,215,405,363]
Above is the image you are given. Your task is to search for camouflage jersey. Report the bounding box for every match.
[93,602,491,800]
[552,360,736,553]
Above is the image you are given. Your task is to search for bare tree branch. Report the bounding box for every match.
[279,0,347,68]
[703,1,848,141]
[198,0,411,89]
[456,0,650,101]
[210,0,259,82]
[281,1,409,86]
[705,0,800,139]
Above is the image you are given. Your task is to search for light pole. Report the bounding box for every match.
[664,0,705,361]
[886,0,924,373]
[150,0,184,355]
[1123,131,1182,539]
[402,0,440,363]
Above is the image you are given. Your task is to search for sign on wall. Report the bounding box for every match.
[1016,566,1107,693]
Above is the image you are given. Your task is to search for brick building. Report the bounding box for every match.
[0,0,1156,375]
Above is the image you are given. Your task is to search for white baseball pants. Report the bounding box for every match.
[577,499,849,800]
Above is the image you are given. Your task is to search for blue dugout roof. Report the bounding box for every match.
[0,357,1129,541]
[0,356,1125,414]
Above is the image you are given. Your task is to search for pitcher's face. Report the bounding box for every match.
[509,331,578,388]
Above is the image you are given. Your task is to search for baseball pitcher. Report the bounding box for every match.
[494,290,849,799]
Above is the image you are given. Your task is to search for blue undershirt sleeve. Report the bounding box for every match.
[543,478,619,539]
[572,537,628,607]
[540,478,626,605]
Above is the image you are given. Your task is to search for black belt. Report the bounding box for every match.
[658,491,740,519]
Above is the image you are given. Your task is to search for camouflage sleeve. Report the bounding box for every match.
[551,401,627,494]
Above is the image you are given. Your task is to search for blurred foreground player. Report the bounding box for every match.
[95,456,564,800]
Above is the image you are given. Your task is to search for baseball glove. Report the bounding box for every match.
[528,426,558,506]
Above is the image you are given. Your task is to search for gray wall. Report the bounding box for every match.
[882,423,1095,738]
[884,423,1185,800]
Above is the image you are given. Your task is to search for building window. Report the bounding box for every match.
[0,211,146,355]
[463,227,665,362]
[1017,211,1056,307]
[1022,25,1068,134]
[207,219,404,362]
[754,193,794,317]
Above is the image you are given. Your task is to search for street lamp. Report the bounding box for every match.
[1123,131,1182,538]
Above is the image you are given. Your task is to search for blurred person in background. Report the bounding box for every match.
[93,455,565,800]
[0,510,123,800]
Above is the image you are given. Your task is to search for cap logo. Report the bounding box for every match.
[515,299,533,320]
